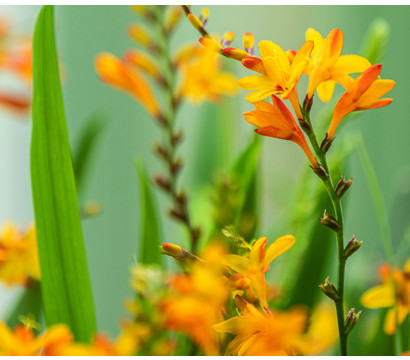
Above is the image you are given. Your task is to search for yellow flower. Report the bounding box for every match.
[0,321,73,356]
[159,250,229,355]
[305,27,371,102]
[0,223,40,286]
[178,45,237,104]
[243,96,319,167]
[95,53,162,118]
[222,235,295,308]
[239,40,313,120]
[361,259,410,335]
[214,296,337,356]
[327,64,395,139]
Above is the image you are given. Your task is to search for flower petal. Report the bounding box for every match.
[333,55,371,76]
[305,28,324,59]
[259,40,290,73]
[360,283,395,308]
[238,74,275,91]
[222,254,250,274]
[265,235,295,267]
[317,80,336,103]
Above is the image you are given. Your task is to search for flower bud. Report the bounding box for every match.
[320,209,340,232]
[128,24,161,54]
[153,143,169,161]
[242,56,266,75]
[164,6,182,34]
[319,276,340,301]
[243,32,255,55]
[298,118,312,133]
[320,133,335,153]
[311,164,329,180]
[286,49,296,63]
[154,174,171,192]
[187,13,203,32]
[171,129,184,146]
[344,308,362,335]
[344,234,363,258]
[169,207,187,222]
[227,273,251,291]
[223,47,251,61]
[170,157,183,176]
[221,31,235,47]
[199,36,223,53]
[161,243,200,264]
[199,8,209,26]
[335,175,353,198]
[303,94,313,112]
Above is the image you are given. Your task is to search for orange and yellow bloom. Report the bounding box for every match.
[327,64,395,139]
[361,259,410,335]
[305,28,371,102]
[0,223,40,286]
[239,40,313,119]
[243,95,318,167]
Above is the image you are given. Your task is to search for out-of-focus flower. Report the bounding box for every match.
[360,259,410,335]
[305,28,371,102]
[239,40,313,119]
[178,45,237,104]
[243,95,318,167]
[159,248,229,355]
[0,223,40,286]
[95,53,162,118]
[214,296,337,356]
[0,321,73,356]
[327,64,395,139]
[222,235,295,308]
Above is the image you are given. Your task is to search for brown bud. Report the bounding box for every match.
[320,209,340,232]
[319,276,340,301]
[170,157,183,175]
[303,94,313,113]
[169,207,187,222]
[344,308,362,335]
[154,174,171,192]
[311,164,329,180]
[335,175,353,198]
[161,242,200,264]
[320,133,335,153]
[298,118,312,134]
[154,143,169,161]
[171,130,184,146]
[344,234,363,258]
[155,113,168,127]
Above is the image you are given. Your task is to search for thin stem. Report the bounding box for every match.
[303,110,348,355]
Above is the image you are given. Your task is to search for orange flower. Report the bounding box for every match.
[361,259,410,335]
[95,53,162,118]
[0,223,40,286]
[327,64,395,139]
[305,28,371,102]
[222,235,295,308]
[243,95,318,167]
[239,40,313,119]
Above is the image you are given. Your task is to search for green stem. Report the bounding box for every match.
[304,111,348,355]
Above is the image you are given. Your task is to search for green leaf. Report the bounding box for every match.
[136,160,163,266]
[31,5,96,342]
[72,113,107,197]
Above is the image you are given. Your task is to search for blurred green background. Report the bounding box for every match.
[0,5,409,354]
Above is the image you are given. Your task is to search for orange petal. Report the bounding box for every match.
[242,56,267,75]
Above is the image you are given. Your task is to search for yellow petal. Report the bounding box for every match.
[249,237,267,271]
[305,28,324,59]
[384,307,397,335]
[246,89,278,103]
[397,303,409,325]
[238,75,275,91]
[262,56,287,87]
[317,80,336,103]
[222,254,250,274]
[259,40,290,73]
[289,40,314,85]
[356,79,396,108]
[265,235,295,267]
[333,55,371,76]
[360,283,395,308]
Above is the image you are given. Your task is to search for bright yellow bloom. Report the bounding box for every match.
[178,45,237,104]
[222,235,295,308]
[213,296,338,356]
[159,250,229,355]
[361,259,410,335]
[327,64,395,139]
[243,96,319,167]
[305,27,371,102]
[95,53,162,118]
[0,321,73,356]
[0,223,40,286]
[239,40,313,119]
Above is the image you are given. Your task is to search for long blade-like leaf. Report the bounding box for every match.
[31,5,96,342]
[136,160,163,266]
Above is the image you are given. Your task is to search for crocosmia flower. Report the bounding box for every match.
[305,28,371,102]
[243,95,318,167]
[327,64,395,139]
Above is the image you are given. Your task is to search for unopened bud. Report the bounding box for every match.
[228,273,251,291]
[243,32,255,55]
[320,209,340,232]
[171,129,184,146]
[286,49,296,63]
[199,8,209,26]
[344,308,362,335]
[128,24,161,54]
[242,56,266,75]
[335,175,353,198]
[298,118,312,134]
[169,207,187,222]
[221,31,235,48]
[154,174,171,192]
[187,13,203,32]
[153,143,169,161]
[164,6,182,34]
[223,47,251,61]
[319,276,340,301]
[131,5,157,22]
[199,36,223,53]
[320,133,334,153]
[170,157,183,175]
[303,94,313,113]
[161,242,200,264]
[311,164,329,180]
[344,234,363,258]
